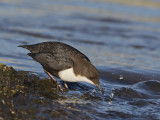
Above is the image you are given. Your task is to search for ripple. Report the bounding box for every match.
[105,111,135,119]
[114,87,149,100]
[134,80,160,95]
[128,99,157,107]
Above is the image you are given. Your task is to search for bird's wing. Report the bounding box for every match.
[28,52,73,71]
[18,42,91,63]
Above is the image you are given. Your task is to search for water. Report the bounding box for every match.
[0,0,160,119]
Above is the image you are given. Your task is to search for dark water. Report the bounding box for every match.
[0,0,160,119]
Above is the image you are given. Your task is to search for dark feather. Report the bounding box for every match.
[28,52,73,71]
[19,42,90,62]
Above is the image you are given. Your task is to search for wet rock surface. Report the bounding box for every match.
[0,63,66,119]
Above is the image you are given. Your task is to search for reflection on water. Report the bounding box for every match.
[0,0,160,119]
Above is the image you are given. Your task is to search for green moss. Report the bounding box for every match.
[0,63,5,68]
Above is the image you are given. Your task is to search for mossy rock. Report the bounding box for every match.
[0,63,65,120]
[0,63,59,98]
[0,63,5,68]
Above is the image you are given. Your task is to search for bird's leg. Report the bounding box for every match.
[44,70,57,83]
[63,81,69,92]
[44,70,63,91]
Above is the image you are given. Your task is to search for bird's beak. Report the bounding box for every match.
[96,84,104,94]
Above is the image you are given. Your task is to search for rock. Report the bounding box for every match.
[0,63,65,119]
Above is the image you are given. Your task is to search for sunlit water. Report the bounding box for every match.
[0,0,160,119]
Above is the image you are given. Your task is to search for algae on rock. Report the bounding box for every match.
[0,63,64,119]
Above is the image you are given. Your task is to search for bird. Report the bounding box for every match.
[18,42,104,94]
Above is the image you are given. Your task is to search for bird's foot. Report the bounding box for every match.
[44,69,69,92]
[57,84,68,92]
[63,81,69,92]
[57,84,64,92]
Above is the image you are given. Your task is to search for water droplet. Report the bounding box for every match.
[108,101,112,105]
[119,75,123,80]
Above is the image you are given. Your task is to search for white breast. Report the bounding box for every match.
[58,67,94,85]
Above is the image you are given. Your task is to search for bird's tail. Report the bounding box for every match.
[18,44,36,53]
[18,45,29,49]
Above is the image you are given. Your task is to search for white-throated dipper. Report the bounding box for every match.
[18,42,104,94]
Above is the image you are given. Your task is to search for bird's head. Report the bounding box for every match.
[73,57,104,94]
[89,75,104,94]
[86,64,104,94]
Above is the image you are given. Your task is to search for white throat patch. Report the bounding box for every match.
[58,67,94,85]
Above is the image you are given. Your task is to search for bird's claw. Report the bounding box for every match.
[57,84,68,92]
